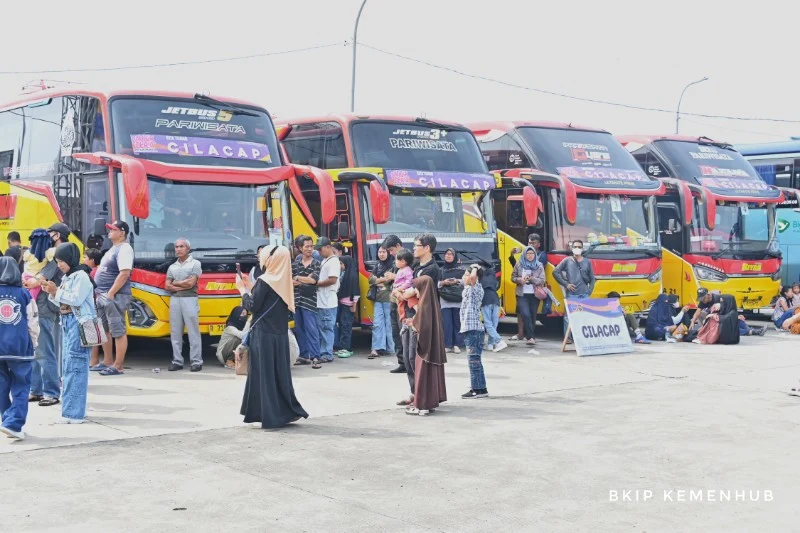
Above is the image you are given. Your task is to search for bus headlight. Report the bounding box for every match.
[693,265,727,282]
[647,268,662,284]
[128,298,157,328]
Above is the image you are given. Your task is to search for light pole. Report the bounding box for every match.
[675,77,709,134]
[350,0,368,113]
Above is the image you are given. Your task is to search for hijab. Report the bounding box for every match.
[715,294,740,345]
[53,242,81,277]
[373,248,393,278]
[441,248,464,280]
[337,255,358,299]
[4,245,22,269]
[0,256,22,286]
[29,228,54,262]
[257,245,295,312]
[519,245,541,271]
[411,275,447,365]
[646,293,673,329]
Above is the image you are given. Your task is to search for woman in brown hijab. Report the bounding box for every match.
[405,275,447,416]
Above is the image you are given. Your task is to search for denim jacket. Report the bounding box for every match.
[49,270,97,323]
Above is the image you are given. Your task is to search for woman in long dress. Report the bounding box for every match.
[406,275,447,416]
[238,245,308,428]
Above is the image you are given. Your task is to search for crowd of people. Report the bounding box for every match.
[3,225,800,439]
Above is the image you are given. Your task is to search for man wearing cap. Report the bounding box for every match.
[315,237,340,363]
[166,238,203,372]
[24,222,71,406]
[688,287,722,332]
[93,220,134,376]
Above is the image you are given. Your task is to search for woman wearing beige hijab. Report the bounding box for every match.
[237,245,308,428]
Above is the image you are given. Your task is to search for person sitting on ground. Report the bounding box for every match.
[645,294,687,342]
[694,293,740,345]
[608,291,648,344]
[688,288,722,333]
[792,282,800,308]
[217,306,249,369]
[772,285,795,331]
[738,315,767,336]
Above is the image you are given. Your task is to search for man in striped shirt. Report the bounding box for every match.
[292,235,320,366]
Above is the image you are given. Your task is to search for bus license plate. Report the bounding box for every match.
[208,324,225,336]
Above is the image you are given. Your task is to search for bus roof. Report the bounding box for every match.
[0,87,267,113]
[616,134,728,147]
[735,140,800,157]
[275,114,471,130]
[468,121,608,136]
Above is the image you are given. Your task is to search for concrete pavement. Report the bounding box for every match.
[2,324,799,531]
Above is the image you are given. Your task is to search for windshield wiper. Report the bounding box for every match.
[414,117,458,131]
[452,249,492,267]
[193,94,259,117]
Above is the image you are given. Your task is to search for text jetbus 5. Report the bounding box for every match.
[0,87,334,341]
[470,121,664,317]
[619,135,784,309]
[277,115,536,327]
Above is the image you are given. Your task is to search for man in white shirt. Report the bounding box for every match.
[165,238,203,372]
[315,237,340,363]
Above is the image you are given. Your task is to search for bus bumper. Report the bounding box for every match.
[126,287,238,338]
[698,277,780,310]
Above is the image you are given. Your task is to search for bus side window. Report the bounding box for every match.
[478,133,531,171]
[283,122,346,169]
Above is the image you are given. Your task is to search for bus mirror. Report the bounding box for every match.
[370,180,390,224]
[72,152,150,219]
[93,217,106,237]
[522,187,540,227]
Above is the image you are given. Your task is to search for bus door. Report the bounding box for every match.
[657,201,687,301]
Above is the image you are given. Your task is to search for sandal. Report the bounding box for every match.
[396,396,414,406]
[311,358,322,369]
[29,394,43,403]
[99,367,124,376]
[294,358,311,366]
[368,351,379,359]
[405,406,420,415]
[38,397,60,407]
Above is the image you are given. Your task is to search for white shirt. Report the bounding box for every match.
[522,268,534,294]
[317,255,341,309]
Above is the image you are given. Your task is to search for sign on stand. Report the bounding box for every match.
[561,298,633,356]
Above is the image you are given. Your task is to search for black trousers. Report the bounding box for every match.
[391,302,404,367]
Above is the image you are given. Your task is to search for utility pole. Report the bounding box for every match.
[350,0,368,112]
[676,77,709,134]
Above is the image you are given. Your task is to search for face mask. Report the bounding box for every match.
[673,302,681,309]
[572,247,583,256]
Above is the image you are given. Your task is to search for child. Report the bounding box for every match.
[0,256,40,440]
[21,228,55,300]
[481,264,507,352]
[460,264,488,399]
[607,291,648,344]
[391,249,416,323]
[82,248,103,279]
[793,282,800,308]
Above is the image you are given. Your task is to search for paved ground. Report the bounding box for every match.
[2,319,799,532]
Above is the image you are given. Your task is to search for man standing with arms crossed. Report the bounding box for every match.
[166,238,203,372]
[94,221,134,376]
[292,236,321,367]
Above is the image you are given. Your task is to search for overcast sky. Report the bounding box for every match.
[2,0,797,144]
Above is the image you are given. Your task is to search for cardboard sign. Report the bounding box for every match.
[563,297,634,356]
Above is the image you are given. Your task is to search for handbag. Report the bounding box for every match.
[533,285,548,300]
[696,314,721,344]
[367,284,378,301]
[235,346,249,376]
[438,283,463,303]
[73,304,108,348]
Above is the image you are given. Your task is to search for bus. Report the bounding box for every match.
[736,140,800,285]
[469,121,664,317]
[0,87,335,342]
[276,115,537,327]
[619,135,784,309]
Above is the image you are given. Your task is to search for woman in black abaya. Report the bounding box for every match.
[237,245,308,428]
[714,294,740,345]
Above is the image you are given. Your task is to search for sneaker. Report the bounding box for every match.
[634,334,651,344]
[0,426,25,440]
[453,346,461,354]
[666,337,677,343]
[509,335,520,341]
[691,339,701,344]
[190,364,203,372]
[486,344,494,351]
[493,340,508,352]
[461,389,489,399]
[756,327,767,336]
[168,363,183,371]
[55,417,85,425]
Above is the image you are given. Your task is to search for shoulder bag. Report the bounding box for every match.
[72,301,108,348]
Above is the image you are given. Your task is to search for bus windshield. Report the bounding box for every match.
[110,97,280,169]
[653,140,763,185]
[376,190,494,236]
[690,201,777,256]
[518,127,642,174]
[119,176,269,265]
[549,192,659,254]
[351,122,486,173]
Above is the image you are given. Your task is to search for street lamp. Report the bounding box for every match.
[675,77,709,134]
[350,0,368,113]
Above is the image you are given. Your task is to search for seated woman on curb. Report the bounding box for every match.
[645,294,687,342]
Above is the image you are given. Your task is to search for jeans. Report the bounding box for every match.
[391,302,404,366]
[563,293,589,338]
[61,314,90,421]
[169,296,202,367]
[401,327,417,394]
[31,314,60,399]
[318,307,337,362]
[293,307,320,361]
[334,303,355,351]
[442,307,464,348]
[0,359,33,432]
[372,302,395,353]
[482,304,502,346]
[517,294,541,340]
[774,309,794,328]
[463,330,486,391]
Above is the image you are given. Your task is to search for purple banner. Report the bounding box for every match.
[385,169,495,191]
[557,166,649,182]
[131,134,271,162]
